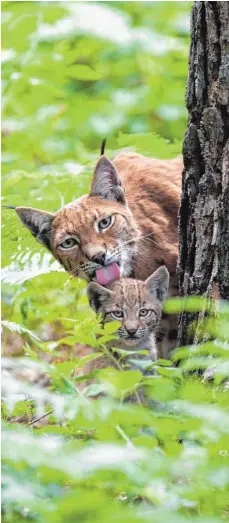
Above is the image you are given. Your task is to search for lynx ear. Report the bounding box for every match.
[145,266,169,303]
[16,207,55,250]
[87,282,114,313]
[90,156,126,205]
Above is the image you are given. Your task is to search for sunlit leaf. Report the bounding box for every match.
[1,320,41,342]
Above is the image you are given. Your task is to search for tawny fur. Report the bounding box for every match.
[16,152,182,289]
[88,273,167,357]
[76,267,169,395]
[113,153,181,288]
[16,152,182,356]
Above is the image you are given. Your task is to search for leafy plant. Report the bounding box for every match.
[3,3,229,523]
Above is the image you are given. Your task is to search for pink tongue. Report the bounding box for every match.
[96,262,120,286]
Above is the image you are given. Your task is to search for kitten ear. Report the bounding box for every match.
[145,266,170,303]
[87,282,114,313]
[90,156,126,205]
[16,206,55,250]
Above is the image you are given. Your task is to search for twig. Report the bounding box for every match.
[26,409,54,427]
[102,344,123,371]
[115,424,135,449]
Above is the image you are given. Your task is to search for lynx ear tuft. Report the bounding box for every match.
[16,207,55,250]
[87,282,113,313]
[100,138,106,156]
[145,266,170,303]
[90,156,126,205]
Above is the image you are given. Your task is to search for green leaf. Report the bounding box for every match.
[102,321,121,335]
[151,359,173,367]
[155,366,183,379]
[76,352,104,367]
[164,296,213,314]
[117,131,182,159]
[1,320,41,342]
[97,368,142,397]
[67,65,103,81]
[53,361,78,378]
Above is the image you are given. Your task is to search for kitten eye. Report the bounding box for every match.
[139,309,151,317]
[111,310,123,319]
[59,238,79,249]
[98,216,114,231]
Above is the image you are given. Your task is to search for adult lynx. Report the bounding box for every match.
[15,145,181,294]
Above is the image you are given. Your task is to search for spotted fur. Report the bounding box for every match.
[15,151,181,289]
[87,266,169,360]
[15,150,181,356]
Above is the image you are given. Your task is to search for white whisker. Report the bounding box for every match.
[118,231,162,250]
[138,233,162,249]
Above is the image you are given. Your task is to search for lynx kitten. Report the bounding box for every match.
[87,265,169,364]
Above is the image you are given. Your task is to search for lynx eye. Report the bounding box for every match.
[59,238,79,249]
[139,309,151,317]
[111,310,123,319]
[98,216,114,231]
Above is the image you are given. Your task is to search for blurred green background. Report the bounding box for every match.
[4,5,229,523]
[2,1,191,339]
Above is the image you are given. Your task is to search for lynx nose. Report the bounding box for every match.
[91,252,106,265]
[126,328,138,337]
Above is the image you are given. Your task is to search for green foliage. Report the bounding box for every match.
[3,2,229,523]
[2,300,229,523]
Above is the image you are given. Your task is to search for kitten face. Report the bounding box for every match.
[15,156,140,283]
[87,266,169,348]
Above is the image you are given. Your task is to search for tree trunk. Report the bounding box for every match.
[178,2,229,345]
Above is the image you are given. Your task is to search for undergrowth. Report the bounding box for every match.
[3,3,229,522]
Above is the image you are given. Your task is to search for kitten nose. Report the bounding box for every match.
[126,328,137,336]
[91,252,106,265]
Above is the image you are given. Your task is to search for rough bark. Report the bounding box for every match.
[178,2,229,345]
